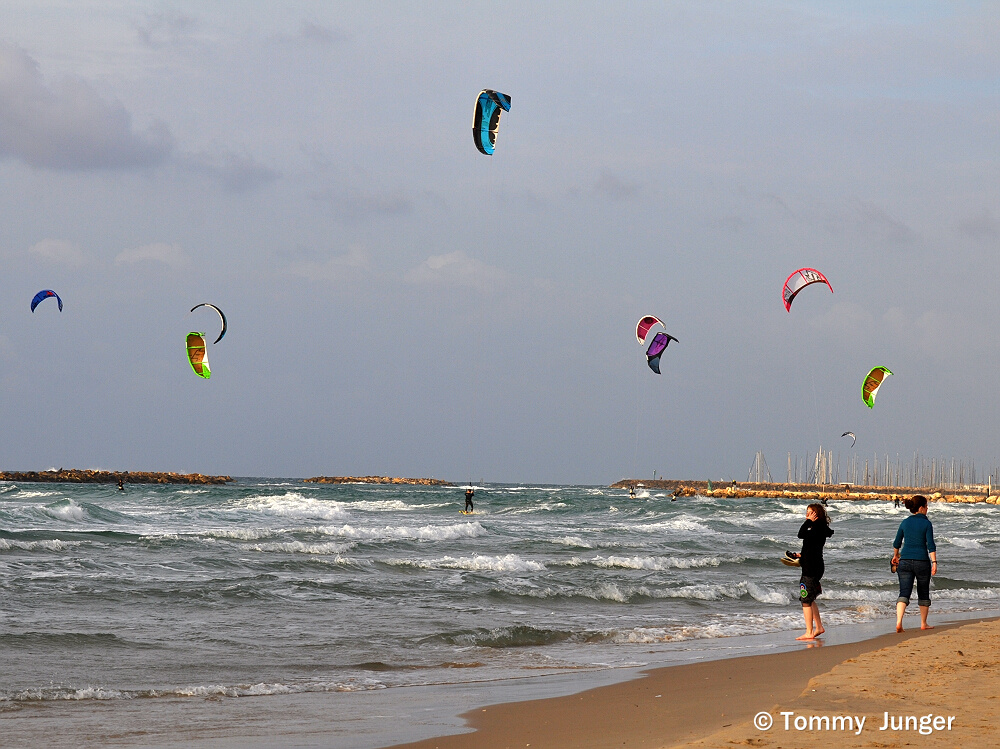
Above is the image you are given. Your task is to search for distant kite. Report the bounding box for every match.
[31,289,63,313]
[186,332,211,379]
[645,332,678,374]
[635,316,677,374]
[862,367,892,408]
[190,303,227,344]
[841,431,856,447]
[782,268,832,312]
[473,90,512,155]
[636,315,665,345]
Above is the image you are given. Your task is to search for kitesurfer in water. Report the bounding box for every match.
[629,485,636,499]
[117,479,124,492]
[464,487,474,513]
[795,503,834,641]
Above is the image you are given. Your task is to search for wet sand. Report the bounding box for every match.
[386,618,999,749]
[4,619,996,748]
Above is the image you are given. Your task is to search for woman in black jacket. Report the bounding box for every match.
[795,503,834,640]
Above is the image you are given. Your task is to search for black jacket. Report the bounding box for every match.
[798,519,834,578]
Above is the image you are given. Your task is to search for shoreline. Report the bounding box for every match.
[382,614,1000,749]
[612,478,1000,504]
[2,613,997,748]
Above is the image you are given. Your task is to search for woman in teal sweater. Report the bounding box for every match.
[891,495,937,633]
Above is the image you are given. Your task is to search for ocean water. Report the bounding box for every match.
[1,480,998,727]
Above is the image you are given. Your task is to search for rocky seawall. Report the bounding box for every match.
[304,475,454,486]
[611,479,999,505]
[0,470,232,484]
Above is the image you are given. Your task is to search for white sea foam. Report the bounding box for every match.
[549,536,592,548]
[349,499,450,512]
[0,538,79,551]
[248,541,352,555]
[4,680,388,702]
[587,554,732,570]
[946,536,984,549]
[234,493,350,522]
[17,490,61,498]
[389,554,545,572]
[317,522,484,542]
[201,528,275,541]
[41,500,86,522]
[630,517,716,534]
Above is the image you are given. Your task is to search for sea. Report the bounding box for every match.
[1,479,998,747]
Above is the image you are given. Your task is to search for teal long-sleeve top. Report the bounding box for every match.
[893,513,936,561]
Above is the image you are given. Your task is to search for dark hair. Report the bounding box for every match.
[904,495,928,513]
[806,503,830,525]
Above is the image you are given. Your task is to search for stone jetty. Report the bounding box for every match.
[0,469,232,484]
[305,475,454,486]
[610,478,1000,505]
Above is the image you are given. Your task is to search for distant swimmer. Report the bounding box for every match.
[117,479,124,492]
[464,487,474,513]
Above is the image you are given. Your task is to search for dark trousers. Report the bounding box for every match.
[897,559,932,606]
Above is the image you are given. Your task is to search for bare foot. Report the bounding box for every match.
[795,632,816,640]
[814,627,825,636]
[896,624,904,633]
[921,624,934,630]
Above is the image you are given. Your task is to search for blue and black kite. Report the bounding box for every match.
[473,90,512,155]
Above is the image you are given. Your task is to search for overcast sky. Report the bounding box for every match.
[0,2,997,484]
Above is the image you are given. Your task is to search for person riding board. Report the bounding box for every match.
[464,487,474,513]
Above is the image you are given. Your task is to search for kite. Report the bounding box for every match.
[30,289,63,313]
[190,303,227,344]
[636,315,664,344]
[186,332,211,379]
[473,89,512,155]
[645,331,678,374]
[782,268,833,312]
[862,367,892,408]
[841,431,856,447]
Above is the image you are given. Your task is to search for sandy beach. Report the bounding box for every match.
[387,618,1000,749]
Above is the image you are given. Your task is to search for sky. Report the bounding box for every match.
[0,2,997,484]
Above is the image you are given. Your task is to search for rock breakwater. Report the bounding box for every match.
[611,479,999,505]
[0,469,232,484]
[305,475,454,486]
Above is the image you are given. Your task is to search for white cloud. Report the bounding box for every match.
[0,42,173,171]
[115,243,190,268]
[405,251,507,290]
[285,247,371,282]
[29,238,86,266]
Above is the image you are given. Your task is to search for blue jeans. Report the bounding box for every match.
[897,559,932,607]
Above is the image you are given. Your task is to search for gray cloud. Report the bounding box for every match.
[594,170,640,201]
[855,201,919,245]
[298,20,349,47]
[310,186,412,221]
[134,11,198,48]
[957,207,997,241]
[179,151,281,192]
[115,242,190,269]
[0,43,173,171]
